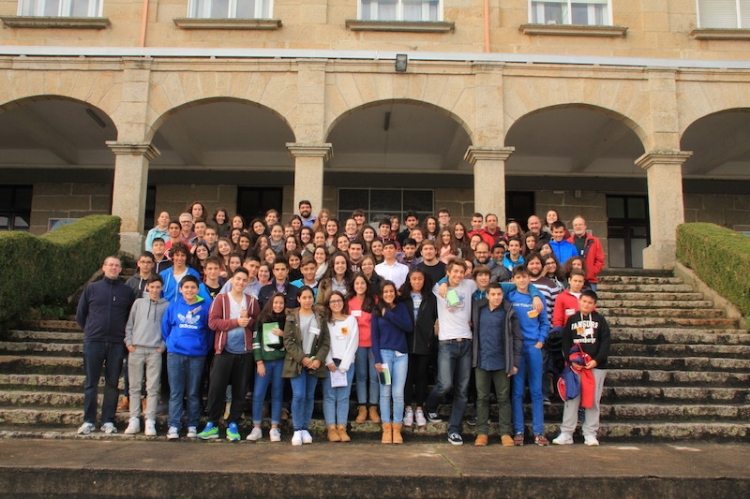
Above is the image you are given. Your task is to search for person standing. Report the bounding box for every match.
[76,256,135,435]
[567,216,605,292]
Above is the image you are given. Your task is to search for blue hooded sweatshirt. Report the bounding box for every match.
[161,295,211,357]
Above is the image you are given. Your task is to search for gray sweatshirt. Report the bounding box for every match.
[125,297,169,350]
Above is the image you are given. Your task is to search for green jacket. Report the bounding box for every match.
[282,309,330,379]
[253,314,287,362]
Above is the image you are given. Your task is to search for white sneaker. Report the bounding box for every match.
[403,408,414,427]
[101,422,117,434]
[301,429,313,444]
[77,422,96,435]
[291,430,303,446]
[145,419,157,437]
[270,428,282,442]
[415,410,427,427]
[553,433,574,445]
[167,426,180,440]
[187,426,198,438]
[584,435,600,446]
[124,417,140,435]
[247,427,263,441]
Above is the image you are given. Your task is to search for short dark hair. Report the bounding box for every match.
[349,239,363,249]
[146,274,163,285]
[273,256,289,269]
[551,221,567,231]
[382,240,397,249]
[205,256,222,267]
[512,265,530,277]
[233,267,249,277]
[581,289,598,302]
[379,218,391,228]
[487,282,502,291]
[299,200,311,207]
[472,265,491,277]
[152,237,165,245]
[180,275,200,288]
[405,210,419,220]
[402,238,417,247]
[138,251,155,261]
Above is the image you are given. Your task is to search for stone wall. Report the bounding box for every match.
[684,193,750,231]
[29,183,112,235]
[154,184,237,223]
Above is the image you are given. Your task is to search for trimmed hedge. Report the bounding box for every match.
[676,223,750,316]
[0,215,121,322]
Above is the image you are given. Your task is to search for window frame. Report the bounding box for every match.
[0,185,33,232]
[528,0,613,27]
[696,0,749,29]
[338,188,434,229]
[357,0,442,23]
[18,0,102,17]
[187,0,271,19]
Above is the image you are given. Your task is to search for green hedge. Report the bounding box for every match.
[676,223,750,316]
[0,215,121,322]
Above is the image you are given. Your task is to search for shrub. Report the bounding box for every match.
[676,223,750,317]
[0,215,121,322]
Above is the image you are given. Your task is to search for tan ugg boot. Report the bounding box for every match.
[355,405,367,423]
[392,423,403,444]
[337,424,351,442]
[327,424,341,442]
[117,396,129,412]
[381,423,393,444]
[369,405,381,423]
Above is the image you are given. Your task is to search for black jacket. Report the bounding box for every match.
[76,277,135,343]
[259,280,299,310]
[400,292,438,356]
[471,298,523,371]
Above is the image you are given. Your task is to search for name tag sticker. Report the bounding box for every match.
[352,310,362,317]
[310,327,321,336]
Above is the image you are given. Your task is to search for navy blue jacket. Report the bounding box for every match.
[76,277,135,343]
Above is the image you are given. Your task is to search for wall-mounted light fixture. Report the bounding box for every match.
[395,54,408,72]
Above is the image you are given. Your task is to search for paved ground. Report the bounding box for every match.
[0,439,748,498]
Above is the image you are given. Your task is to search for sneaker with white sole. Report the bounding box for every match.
[426,412,442,423]
[167,426,180,440]
[291,430,303,446]
[584,435,600,446]
[101,422,117,434]
[448,433,463,446]
[301,429,313,444]
[226,422,241,442]
[415,410,427,427]
[553,433,574,445]
[124,417,140,435]
[145,419,157,437]
[247,427,263,441]
[198,422,219,440]
[187,426,198,438]
[403,408,414,427]
[270,428,282,442]
[77,422,96,435]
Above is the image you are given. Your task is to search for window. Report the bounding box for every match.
[697,0,750,28]
[18,0,102,16]
[188,0,270,19]
[339,188,433,227]
[530,0,610,26]
[0,186,32,232]
[359,0,440,22]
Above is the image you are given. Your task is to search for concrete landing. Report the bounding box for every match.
[0,440,748,498]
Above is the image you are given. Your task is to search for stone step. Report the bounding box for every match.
[0,391,86,408]
[597,300,714,309]
[0,356,82,375]
[596,292,704,301]
[597,275,684,285]
[0,374,87,391]
[599,308,726,318]
[0,342,82,357]
[601,403,749,421]
[596,284,694,293]
[607,317,739,328]
[613,329,750,344]
[602,386,750,404]
[598,269,674,278]
[607,369,750,386]
[4,330,84,342]
[20,320,80,332]
[609,343,750,358]
[608,356,750,372]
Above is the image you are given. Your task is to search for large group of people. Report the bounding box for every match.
[76,199,610,447]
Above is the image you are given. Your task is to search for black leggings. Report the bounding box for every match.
[404,353,431,408]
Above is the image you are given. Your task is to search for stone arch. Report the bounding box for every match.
[680,108,750,177]
[0,94,117,135]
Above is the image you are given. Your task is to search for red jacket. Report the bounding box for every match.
[566,233,605,283]
[208,293,260,354]
[553,289,596,329]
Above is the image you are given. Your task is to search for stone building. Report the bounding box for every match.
[1,0,749,268]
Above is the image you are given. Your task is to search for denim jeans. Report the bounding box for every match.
[83,341,125,425]
[253,359,285,425]
[424,339,472,435]
[167,353,206,429]
[127,347,162,420]
[354,346,379,406]
[323,363,355,426]
[290,369,318,431]
[512,344,544,435]
[378,349,409,423]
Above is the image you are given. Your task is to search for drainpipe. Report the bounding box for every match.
[484,0,490,52]
[140,0,149,47]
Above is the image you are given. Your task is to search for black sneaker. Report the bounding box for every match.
[427,412,442,423]
[543,397,551,406]
[466,416,477,426]
[448,433,463,446]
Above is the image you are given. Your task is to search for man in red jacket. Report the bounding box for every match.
[567,217,605,291]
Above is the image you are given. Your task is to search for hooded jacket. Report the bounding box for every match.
[566,232,605,284]
[125,296,168,350]
[161,295,211,357]
[208,292,260,354]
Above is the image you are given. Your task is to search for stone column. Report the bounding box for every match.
[636,150,692,269]
[287,143,332,216]
[107,141,160,257]
[464,146,514,224]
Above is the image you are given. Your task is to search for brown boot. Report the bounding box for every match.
[392,423,403,444]
[337,424,351,442]
[141,398,147,413]
[369,405,381,423]
[117,396,129,412]
[381,423,393,444]
[327,424,341,442]
[355,405,367,423]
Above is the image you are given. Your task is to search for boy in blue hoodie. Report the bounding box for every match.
[162,275,211,440]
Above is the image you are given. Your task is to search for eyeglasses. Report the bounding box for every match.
[329,299,344,304]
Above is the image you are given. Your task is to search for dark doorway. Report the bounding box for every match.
[237,187,283,223]
[607,195,649,268]
[0,185,32,231]
[506,191,535,229]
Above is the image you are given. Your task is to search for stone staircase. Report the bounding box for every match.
[0,270,748,442]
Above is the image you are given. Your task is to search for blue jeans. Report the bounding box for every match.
[355,346,379,405]
[512,344,544,435]
[290,369,318,431]
[167,353,205,429]
[83,341,125,425]
[424,339,472,435]
[253,359,284,425]
[323,363,355,426]
[378,349,409,423]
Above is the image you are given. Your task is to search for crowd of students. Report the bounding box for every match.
[77,199,610,447]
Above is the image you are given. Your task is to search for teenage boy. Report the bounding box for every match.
[549,221,577,266]
[165,220,188,257]
[200,257,224,300]
[552,290,610,446]
[507,265,550,446]
[416,240,446,285]
[468,213,494,247]
[553,269,589,330]
[200,268,260,441]
[437,208,451,230]
[124,274,168,436]
[203,226,218,255]
[567,216,605,291]
[298,200,317,228]
[377,218,400,250]
[347,239,365,273]
[375,240,409,288]
[264,209,279,232]
[126,251,155,299]
[397,211,419,247]
[502,237,525,271]
[472,283,522,447]
[151,238,173,274]
[397,238,422,269]
[160,243,201,303]
[259,257,299,309]
[292,256,319,299]
[491,242,507,265]
[189,218,207,248]
[472,265,492,300]
[162,275,211,440]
